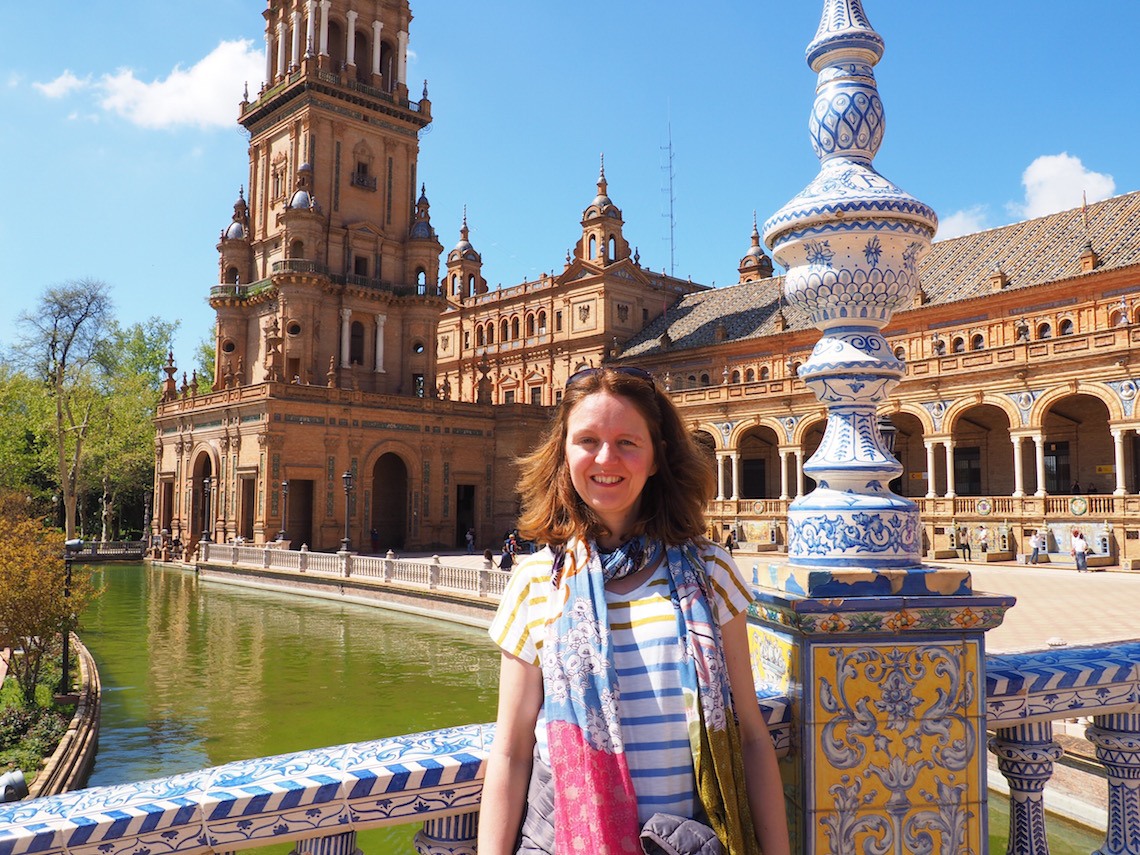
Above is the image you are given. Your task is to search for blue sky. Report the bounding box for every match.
[2,2,1136,366]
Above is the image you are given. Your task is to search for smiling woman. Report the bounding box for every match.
[477,366,791,855]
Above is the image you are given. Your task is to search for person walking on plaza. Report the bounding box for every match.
[977,525,989,555]
[959,526,971,561]
[1071,528,1089,572]
[725,529,737,555]
[1028,530,1046,565]
[478,366,789,855]
[465,527,475,555]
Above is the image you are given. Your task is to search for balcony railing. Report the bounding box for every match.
[272,259,330,276]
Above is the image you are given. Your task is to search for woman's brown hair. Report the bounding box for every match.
[516,367,714,546]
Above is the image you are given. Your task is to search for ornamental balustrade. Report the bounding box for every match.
[199,543,510,600]
[1,637,1135,854]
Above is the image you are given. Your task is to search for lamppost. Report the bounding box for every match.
[341,470,354,552]
[59,538,83,695]
[201,477,213,544]
[277,480,290,542]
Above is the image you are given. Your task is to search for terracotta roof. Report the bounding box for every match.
[622,190,1140,357]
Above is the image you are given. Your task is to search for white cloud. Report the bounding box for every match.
[33,70,90,98]
[98,39,264,129]
[1010,153,1115,219]
[935,205,990,242]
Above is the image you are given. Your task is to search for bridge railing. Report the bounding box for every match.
[984,640,1140,854]
[3,641,1138,853]
[0,699,792,855]
[199,543,513,599]
[69,541,146,561]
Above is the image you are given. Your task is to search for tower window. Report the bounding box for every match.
[413,373,425,397]
[287,322,302,336]
[350,321,365,365]
[555,311,563,332]
[351,161,377,191]
[1059,318,1074,336]
[354,255,368,276]
[221,339,236,354]
[589,235,597,259]
[412,341,425,354]
[511,317,520,339]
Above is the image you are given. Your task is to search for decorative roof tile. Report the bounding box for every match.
[622,190,1140,357]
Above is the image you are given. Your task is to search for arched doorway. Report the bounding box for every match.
[371,453,408,551]
[948,403,1013,496]
[190,452,214,547]
[737,426,781,498]
[1040,394,1114,495]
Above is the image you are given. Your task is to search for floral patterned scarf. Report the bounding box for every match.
[542,536,758,854]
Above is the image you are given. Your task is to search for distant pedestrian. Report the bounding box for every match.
[465,528,475,554]
[977,526,988,554]
[1071,529,1089,572]
[370,527,380,553]
[959,527,971,561]
[725,530,737,555]
[499,545,514,571]
[1071,480,1081,494]
[1028,530,1046,565]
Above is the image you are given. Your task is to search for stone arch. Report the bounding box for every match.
[189,447,218,546]
[944,401,1016,497]
[1030,382,1126,425]
[734,422,782,499]
[368,447,412,550]
[943,393,1021,434]
[1033,390,1116,495]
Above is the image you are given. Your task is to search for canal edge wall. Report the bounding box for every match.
[193,562,496,629]
[29,634,100,798]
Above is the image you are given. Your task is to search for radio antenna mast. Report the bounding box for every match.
[661,120,676,277]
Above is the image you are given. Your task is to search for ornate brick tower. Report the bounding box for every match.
[211,0,443,395]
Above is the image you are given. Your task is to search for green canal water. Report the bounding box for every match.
[82,563,500,851]
[79,563,1105,853]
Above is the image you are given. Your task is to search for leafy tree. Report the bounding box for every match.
[0,365,55,498]
[88,319,177,540]
[11,280,113,538]
[0,492,97,705]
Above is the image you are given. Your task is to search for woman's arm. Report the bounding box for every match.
[477,650,544,855]
[723,611,792,855]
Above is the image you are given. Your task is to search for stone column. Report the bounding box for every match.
[989,722,1063,855]
[290,10,302,68]
[1086,712,1140,855]
[265,23,274,84]
[305,1,316,56]
[1011,435,1026,498]
[319,0,330,56]
[372,21,383,78]
[731,452,742,501]
[414,812,477,855]
[374,314,387,373]
[715,452,727,500]
[397,30,408,85]
[276,21,288,78]
[925,441,938,498]
[345,10,358,67]
[1112,429,1128,496]
[779,450,790,500]
[340,308,352,368]
[944,441,957,498]
[290,830,361,855]
[1033,433,1047,497]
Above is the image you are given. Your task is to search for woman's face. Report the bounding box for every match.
[564,390,657,545]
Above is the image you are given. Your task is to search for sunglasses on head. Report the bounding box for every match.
[565,366,656,390]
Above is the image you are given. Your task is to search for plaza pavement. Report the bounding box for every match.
[402,549,1140,655]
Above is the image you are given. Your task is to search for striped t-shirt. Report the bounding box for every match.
[488,541,753,823]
